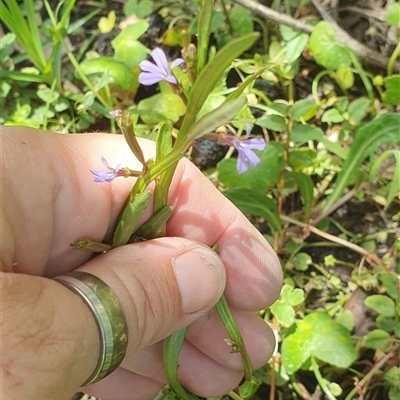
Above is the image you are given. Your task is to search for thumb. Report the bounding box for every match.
[79,237,226,353]
[1,238,225,399]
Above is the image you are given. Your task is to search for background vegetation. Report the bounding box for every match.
[1,0,399,399]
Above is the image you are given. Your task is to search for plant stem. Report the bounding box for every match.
[387,41,400,76]
[311,357,337,400]
[215,295,253,381]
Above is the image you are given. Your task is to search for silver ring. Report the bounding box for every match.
[54,271,128,386]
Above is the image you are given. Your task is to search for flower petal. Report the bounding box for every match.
[151,48,169,75]
[242,139,266,151]
[164,74,178,85]
[236,153,248,174]
[138,72,163,85]
[139,60,162,74]
[170,58,185,69]
[242,148,260,167]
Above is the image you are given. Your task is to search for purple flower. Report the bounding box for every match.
[138,48,184,86]
[91,156,123,182]
[221,125,266,174]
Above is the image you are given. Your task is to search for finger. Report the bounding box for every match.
[2,127,281,310]
[1,237,225,398]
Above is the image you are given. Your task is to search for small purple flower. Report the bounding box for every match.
[91,156,123,182]
[109,109,123,118]
[138,48,184,86]
[221,125,266,174]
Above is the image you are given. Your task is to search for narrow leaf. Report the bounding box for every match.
[285,171,314,219]
[196,0,214,75]
[135,206,174,239]
[164,328,199,400]
[177,32,259,141]
[112,190,151,247]
[324,113,400,210]
[187,97,246,142]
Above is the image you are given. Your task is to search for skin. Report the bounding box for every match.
[0,127,282,400]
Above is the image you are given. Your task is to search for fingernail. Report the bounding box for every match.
[173,247,226,314]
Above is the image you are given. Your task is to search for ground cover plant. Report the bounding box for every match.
[1,0,399,399]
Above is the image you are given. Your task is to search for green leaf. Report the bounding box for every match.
[285,171,314,218]
[270,301,296,327]
[290,99,319,121]
[123,0,153,18]
[256,115,287,132]
[187,97,246,141]
[37,87,60,103]
[385,3,400,26]
[384,75,400,105]
[347,98,370,125]
[290,252,312,272]
[164,328,198,400]
[370,149,400,210]
[112,191,152,247]
[379,273,400,300]
[281,284,305,306]
[321,108,345,123]
[223,188,281,233]
[178,32,259,141]
[336,68,354,90]
[363,329,391,350]
[230,5,254,37]
[135,206,174,239]
[336,310,355,332]
[0,32,15,61]
[80,57,134,89]
[308,21,352,70]
[196,0,214,75]
[217,142,284,192]
[138,93,186,124]
[291,124,323,143]
[112,22,149,68]
[285,33,309,64]
[323,113,400,210]
[282,312,357,374]
[364,295,396,317]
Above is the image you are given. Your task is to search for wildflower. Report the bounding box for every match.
[138,48,184,86]
[90,156,123,182]
[109,109,123,118]
[221,125,266,174]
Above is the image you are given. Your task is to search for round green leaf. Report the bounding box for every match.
[270,301,296,327]
[336,68,354,90]
[321,108,345,123]
[364,329,391,350]
[281,312,357,374]
[308,21,352,70]
[80,57,134,89]
[290,99,319,121]
[384,75,400,105]
[256,115,287,132]
[111,22,149,68]
[138,93,186,124]
[364,295,396,317]
[385,3,400,26]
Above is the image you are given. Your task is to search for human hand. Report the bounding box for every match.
[1,127,282,400]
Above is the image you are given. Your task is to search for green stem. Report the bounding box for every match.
[163,328,200,400]
[310,357,337,400]
[312,70,331,104]
[215,295,253,381]
[387,41,400,76]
